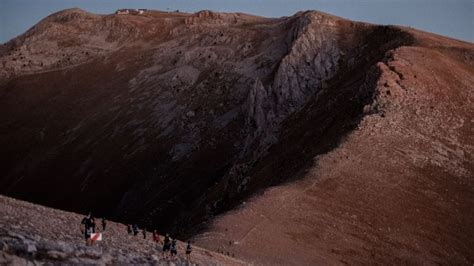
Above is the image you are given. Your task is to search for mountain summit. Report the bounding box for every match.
[0,8,473,264]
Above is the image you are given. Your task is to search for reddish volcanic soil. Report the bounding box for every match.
[193,31,474,265]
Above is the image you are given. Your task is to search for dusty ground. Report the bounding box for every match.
[0,195,245,265]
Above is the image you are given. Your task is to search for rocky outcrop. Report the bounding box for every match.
[1,229,129,265]
[273,12,340,114]
[242,12,343,156]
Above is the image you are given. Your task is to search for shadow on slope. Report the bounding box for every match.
[193,25,414,237]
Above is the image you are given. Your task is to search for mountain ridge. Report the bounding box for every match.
[0,8,473,264]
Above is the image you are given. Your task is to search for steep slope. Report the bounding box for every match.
[0,9,412,234]
[0,195,245,265]
[193,30,474,264]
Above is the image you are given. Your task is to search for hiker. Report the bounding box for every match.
[127,224,132,234]
[170,239,178,258]
[142,228,146,239]
[101,218,107,231]
[133,224,139,236]
[80,212,95,246]
[152,230,160,243]
[186,241,192,261]
[162,233,171,258]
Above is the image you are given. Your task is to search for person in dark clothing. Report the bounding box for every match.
[132,224,139,236]
[142,228,146,239]
[80,213,95,246]
[101,218,107,231]
[127,224,132,234]
[170,239,178,258]
[162,233,171,258]
[185,241,192,261]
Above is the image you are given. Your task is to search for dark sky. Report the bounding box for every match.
[0,0,473,43]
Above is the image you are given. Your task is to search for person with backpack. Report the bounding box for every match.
[185,241,192,261]
[127,224,132,234]
[101,218,107,231]
[170,239,178,258]
[80,212,96,246]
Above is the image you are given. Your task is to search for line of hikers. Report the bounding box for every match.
[81,213,192,261]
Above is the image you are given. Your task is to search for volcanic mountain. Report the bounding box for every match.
[0,8,473,264]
